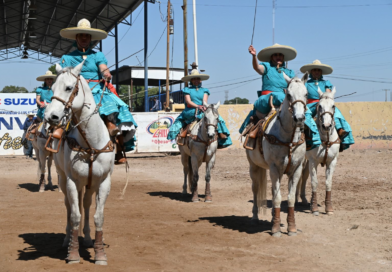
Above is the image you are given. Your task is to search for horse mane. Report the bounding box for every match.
[206,105,219,116]
[320,91,334,100]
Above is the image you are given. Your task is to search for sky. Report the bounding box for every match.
[1,0,392,104]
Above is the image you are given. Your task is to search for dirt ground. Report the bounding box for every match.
[0,149,391,272]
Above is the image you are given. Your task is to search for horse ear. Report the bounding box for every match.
[331,86,336,97]
[215,101,220,109]
[203,101,209,107]
[318,86,324,98]
[302,72,309,84]
[282,72,292,84]
[56,63,62,74]
[73,60,85,76]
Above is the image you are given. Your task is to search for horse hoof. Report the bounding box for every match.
[95,261,108,266]
[312,211,319,216]
[288,231,297,237]
[326,211,334,216]
[192,199,199,203]
[67,260,80,264]
[182,190,187,195]
[272,232,281,238]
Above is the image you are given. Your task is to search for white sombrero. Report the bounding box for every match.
[27,113,35,116]
[300,59,333,75]
[181,69,210,82]
[60,18,108,41]
[36,71,57,81]
[257,43,297,62]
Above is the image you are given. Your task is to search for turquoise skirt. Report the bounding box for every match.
[167,108,232,148]
[90,82,137,152]
[307,102,355,150]
[37,107,45,120]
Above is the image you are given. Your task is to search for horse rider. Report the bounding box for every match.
[25,70,56,136]
[300,60,355,151]
[22,113,36,158]
[167,69,232,148]
[240,43,320,148]
[59,18,137,164]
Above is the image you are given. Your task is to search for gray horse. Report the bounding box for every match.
[246,73,308,237]
[179,102,220,202]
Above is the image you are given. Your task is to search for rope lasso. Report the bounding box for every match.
[335,92,357,99]
[251,0,258,45]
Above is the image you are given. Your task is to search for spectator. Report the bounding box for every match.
[22,113,35,159]
[150,97,161,112]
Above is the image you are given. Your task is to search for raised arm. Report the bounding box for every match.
[249,45,265,75]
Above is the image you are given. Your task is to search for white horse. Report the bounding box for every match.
[296,88,340,216]
[179,102,220,202]
[45,62,115,265]
[30,124,56,192]
[247,73,308,237]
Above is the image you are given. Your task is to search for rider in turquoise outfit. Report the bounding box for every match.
[35,71,56,121]
[301,60,354,151]
[240,44,320,149]
[60,18,137,163]
[167,69,232,148]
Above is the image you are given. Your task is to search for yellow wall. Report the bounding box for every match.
[219,103,392,149]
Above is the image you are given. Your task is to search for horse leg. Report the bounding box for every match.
[93,176,111,265]
[270,164,282,237]
[58,172,71,248]
[309,159,319,216]
[204,153,215,202]
[66,178,81,264]
[181,152,190,194]
[82,188,94,247]
[38,151,46,192]
[190,155,200,203]
[46,152,54,191]
[287,164,303,236]
[248,158,267,224]
[325,157,337,215]
[296,160,309,205]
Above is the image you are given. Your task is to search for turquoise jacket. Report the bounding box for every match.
[260,62,295,93]
[305,75,333,100]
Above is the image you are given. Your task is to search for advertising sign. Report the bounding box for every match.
[0,93,37,114]
[133,112,181,153]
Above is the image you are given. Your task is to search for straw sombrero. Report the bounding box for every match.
[36,71,57,81]
[300,60,333,75]
[181,69,210,82]
[27,113,35,116]
[60,18,107,41]
[257,43,297,62]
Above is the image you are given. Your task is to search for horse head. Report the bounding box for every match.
[317,86,336,133]
[282,72,308,127]
[45,61,85,126]
[202,101,220,139]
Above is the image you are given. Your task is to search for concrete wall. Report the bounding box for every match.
[218,102,392,150]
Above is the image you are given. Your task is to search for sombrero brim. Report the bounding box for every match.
[300,64,333,75]
[60,27,108,40]
[257,46,297,62]
[181,74,210,82]
[36,75,57,81]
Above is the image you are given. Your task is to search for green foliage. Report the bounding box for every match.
[48,64,57,75]
[1,85,29,93]
[224,97,250,105]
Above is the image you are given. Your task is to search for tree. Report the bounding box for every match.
[224,97,249,105]
[1,85,28,93]
[48,64,57,75]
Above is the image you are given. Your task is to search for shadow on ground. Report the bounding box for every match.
[147,191,206,203]
[17,183,59,193]
[199,216,272,234]
[17,233,94,263]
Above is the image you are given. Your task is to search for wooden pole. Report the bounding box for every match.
[182,0,188,87]
[166,0,171,111]
[129,79,133,111]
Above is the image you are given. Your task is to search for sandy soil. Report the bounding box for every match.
[0,149,391,272]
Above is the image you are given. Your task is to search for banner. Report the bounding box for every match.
[133,112,181,153]
[0,114,31,155]
[0,93,37,114]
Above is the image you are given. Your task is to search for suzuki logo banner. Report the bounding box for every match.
[0,93,37,155]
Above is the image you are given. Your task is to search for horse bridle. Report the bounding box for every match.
[51,72,82,113]
[203,106,219,131]
[317,96,336,129]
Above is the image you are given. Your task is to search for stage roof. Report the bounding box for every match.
[0,0,146,62]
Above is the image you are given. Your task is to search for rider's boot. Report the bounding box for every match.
[337,129,348,152]
[104,117,120,137]
[115,134,127,165]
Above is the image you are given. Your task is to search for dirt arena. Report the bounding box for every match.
[0,149,391,271]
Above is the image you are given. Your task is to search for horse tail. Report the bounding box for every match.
[78,187,85,236]
[188,156,193,193]
[257,168,268,215]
